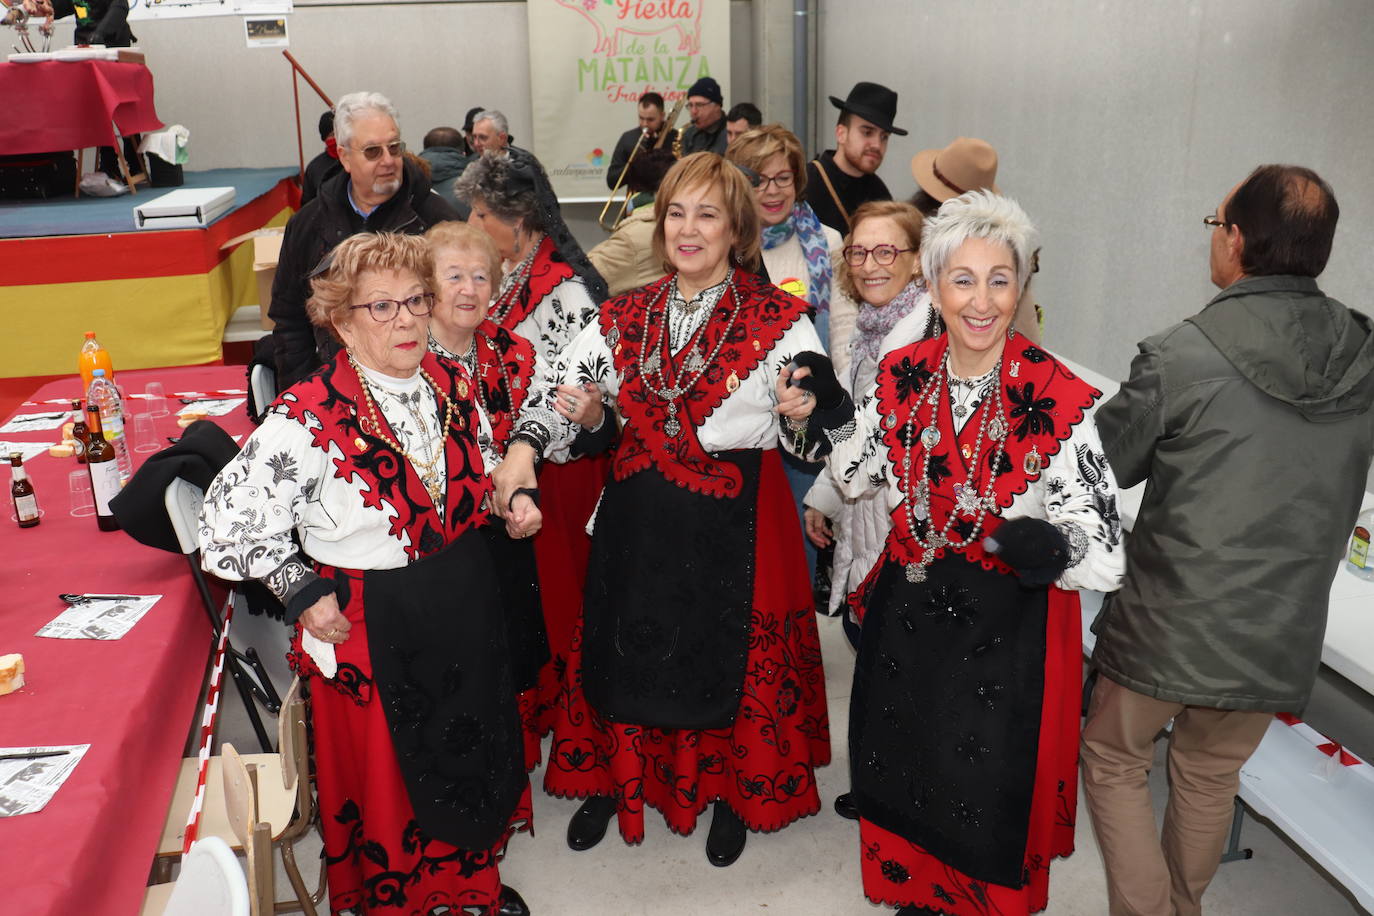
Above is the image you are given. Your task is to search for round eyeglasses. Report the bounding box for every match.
[842,244,915,267]
[349,293,435,322]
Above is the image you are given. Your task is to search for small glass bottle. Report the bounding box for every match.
[10,452,40,528]
[1346,508,1374,581]
[70,398,89,464]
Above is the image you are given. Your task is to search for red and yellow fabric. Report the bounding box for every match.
[0,177,295,378]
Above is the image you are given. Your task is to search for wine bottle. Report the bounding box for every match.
[86,405,121,532]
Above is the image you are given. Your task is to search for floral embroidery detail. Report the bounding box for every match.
[1006,381,1058,440]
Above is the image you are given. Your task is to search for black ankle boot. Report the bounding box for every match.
[497,885,530,916]
[833,791,859,820]
[705,800,747,867]
[566,795,617,851]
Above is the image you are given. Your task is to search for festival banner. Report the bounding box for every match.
[527,0,731,200]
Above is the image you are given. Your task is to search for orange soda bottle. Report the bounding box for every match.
[78,331,115,391]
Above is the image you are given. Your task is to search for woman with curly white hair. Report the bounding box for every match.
[780,190,1125,914]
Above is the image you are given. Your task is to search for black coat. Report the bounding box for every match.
[802,149,892,234]
[680,116,727,156]
[299,150,343,207]
[51,0,134,46]
[605,126,647,191]
[267,160,459,389]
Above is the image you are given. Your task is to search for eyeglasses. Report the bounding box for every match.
[349,293,434,322]
[1203,214,1230,229]
[756,172,795,191]
[686,101,714,111]
[842,244,915,267]
[348,140,405,161]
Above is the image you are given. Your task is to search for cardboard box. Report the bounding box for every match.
[252,232,284,330]
[221,227,284,330]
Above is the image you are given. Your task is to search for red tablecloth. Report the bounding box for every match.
[0,60,163,154]
[0,366,248,916]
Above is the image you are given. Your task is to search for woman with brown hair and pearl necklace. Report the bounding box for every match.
[781,190,1125,915]
[493,152,833,869]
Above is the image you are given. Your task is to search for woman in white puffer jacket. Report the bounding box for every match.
[804,201,938,622]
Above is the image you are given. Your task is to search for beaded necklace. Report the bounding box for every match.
[489,235,543,326]
[349,354,460,508]
[899,352,1010,583]
[636,270,744,440]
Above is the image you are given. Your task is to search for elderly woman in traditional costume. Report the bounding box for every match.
[200,232,539,916]
[494,152,831,868]
[455,148,611,752]
[782,190,1125,915]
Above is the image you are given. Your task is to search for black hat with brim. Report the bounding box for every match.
[829,81,908,136]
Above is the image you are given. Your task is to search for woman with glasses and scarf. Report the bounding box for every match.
[783,192,1124,915]
[455,148,612,763]
[726,125,858,579]
[200,232,540,915]
[493,152,831,869]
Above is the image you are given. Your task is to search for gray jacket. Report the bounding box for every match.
[1092,275,1374,712]
[417,146,473,219]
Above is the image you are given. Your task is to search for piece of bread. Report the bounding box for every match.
[47,443,76,458]
[62,421,75,439]
[0,654,25,696]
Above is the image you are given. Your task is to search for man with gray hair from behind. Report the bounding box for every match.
[269,90,459,389]
[471,109,511,155]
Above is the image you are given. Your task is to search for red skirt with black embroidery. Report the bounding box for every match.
[290,570,533,916]
[541,450,831,840]
[514,453,611,769]
[858,590,1081,915]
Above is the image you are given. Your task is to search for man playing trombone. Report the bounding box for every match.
[604,92,668,190]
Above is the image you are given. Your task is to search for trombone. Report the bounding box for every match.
[598,97,685,232]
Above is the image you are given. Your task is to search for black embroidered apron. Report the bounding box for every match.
[850,552,1048,888]
[365,529,525,850]
[582,449,761,730]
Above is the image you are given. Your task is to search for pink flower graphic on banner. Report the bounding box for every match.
[556,0,703,56]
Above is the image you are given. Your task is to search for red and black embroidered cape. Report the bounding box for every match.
[599,268,809,500]
[489,235,576,332]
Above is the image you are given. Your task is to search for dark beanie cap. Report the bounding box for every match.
[686,77,722,106]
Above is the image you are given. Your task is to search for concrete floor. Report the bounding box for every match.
[213,612,1364,915]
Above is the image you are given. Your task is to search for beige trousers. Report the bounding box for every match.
[1080,675,1272,916]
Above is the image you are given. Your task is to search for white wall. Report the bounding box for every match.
[815,0,1374,384]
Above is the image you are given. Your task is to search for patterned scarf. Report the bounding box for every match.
[851,279,928,384]
[761,201,833,314]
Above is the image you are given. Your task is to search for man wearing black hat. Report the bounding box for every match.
[680,76,728,155]
[803,81,907,234]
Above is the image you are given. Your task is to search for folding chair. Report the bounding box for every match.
[221,743,277,916]
[155,677,326,914]
[248,363,278,424]
[165,477,282,752]
[140,836,249,916]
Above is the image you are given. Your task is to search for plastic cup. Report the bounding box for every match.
[69,470,95,517]
[134,412,159,453]
[144,381,168,418]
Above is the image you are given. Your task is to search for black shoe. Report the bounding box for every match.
[833,792,859,820]
[705,800,747,867]
[566,795,617,851]
[497,885,529,916]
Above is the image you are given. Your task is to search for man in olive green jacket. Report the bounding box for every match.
[1082,164,1374,916]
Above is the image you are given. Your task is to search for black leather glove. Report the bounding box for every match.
[983,517,1070,587]
[788,351,845,410]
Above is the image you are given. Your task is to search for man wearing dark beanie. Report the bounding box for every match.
[300,110,344,206]
[680,76,728,155]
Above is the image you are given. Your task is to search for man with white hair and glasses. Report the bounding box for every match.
[269,90,459,389]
